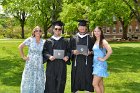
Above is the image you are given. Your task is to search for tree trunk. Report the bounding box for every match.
[43,19,52,38]
[120,20,128,40]
[122,25,128,40]
[21,23,24,39]
[43,24,48,38]
[52,3,56,22]
[119,17,129,40]
[20,11,26,39]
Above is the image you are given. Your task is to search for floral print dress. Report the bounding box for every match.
[21,37,45,93]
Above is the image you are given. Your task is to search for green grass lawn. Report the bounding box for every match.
[0,40,140,93]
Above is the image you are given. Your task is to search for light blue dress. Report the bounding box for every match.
[21,37,45,93]
[92,44,109,77]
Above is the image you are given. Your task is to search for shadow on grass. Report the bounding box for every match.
[0,56,24,86]
[108,46,140,73]
[109,82,140,93]
[122,82,140,93]
[106,46,140,92]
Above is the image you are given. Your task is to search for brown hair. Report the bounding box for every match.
[32,26,42,37]
[93,26,105,48]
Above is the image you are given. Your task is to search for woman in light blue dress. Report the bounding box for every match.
[18,26,45,93]
[92,26,112,93]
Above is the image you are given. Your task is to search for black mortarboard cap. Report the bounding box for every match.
[52,21,64,27]
[77,20,88,26]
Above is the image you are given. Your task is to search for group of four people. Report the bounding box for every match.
[18,20,112,93]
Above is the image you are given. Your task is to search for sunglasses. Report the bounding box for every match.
[54,28,62,31]
[35,30,42,32]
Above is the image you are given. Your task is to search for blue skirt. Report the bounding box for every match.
[92,57,109,77]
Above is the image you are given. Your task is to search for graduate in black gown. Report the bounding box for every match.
[70,20,95,93]
[43,21,70,93]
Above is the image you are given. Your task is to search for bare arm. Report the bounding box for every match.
[98,39,112,61]
[18,43,29,61]
[102,39,112,61]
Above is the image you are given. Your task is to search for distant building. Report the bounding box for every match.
[102,19,140,40]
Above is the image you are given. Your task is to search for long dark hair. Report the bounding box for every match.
[93,26,105,48]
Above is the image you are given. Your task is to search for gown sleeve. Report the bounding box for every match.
[65,38,71,65]
[69,36,77,62]
[69,36,76,51]
[42,40,52,63]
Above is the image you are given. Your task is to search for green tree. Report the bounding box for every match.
[109,0,134,40]
[89,0,133,39]
[122,0,140,23]
[60,0,135,39]
[0,14,21,38]
[2,0,31,38]
[27,0,63,38]
[60,1,90,34]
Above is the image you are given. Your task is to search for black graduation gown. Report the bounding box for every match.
[42,37,70,93]
[70,34,95,92]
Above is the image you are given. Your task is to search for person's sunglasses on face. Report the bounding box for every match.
[54,28,62,31]
[35,30,42,32]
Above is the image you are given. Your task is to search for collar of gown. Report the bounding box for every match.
[77,33,89,38]
[51,35,62,40]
